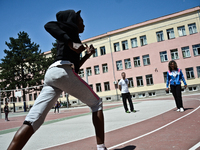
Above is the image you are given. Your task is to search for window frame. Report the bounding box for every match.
[136,76,144,87]
[170,49,179,60]
[96,83,102,92]
[185,67,195,79]
[122,40,129,50]
[143,54,150,66]
[86,67,92,76]
[140,35,147,46]
[131,38,138,48]
[146,74,154,86]
[156,31,164,42]
[116,60,123,70]
[160,51,168,62]
[102,64,108,73]
[94,65,100,75]
[166,28,175,39]
[124,58,131,69]
[177,26,186,37]
[181,46,191,58]
[100,46,106,55]
[133,56,141,67]
[114,42,120,52]
[104,82,110,91]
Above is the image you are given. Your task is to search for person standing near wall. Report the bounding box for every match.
[118,72,136,113]
[166,60,187,112]
[4,102,9,121]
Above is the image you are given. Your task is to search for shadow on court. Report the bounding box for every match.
[114,145,136,150]
[184,108,194,111]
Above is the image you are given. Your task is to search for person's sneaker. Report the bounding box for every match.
[180,108,184,112]
[126,110,131,113]
[176,109,180,112]
[132,110,136,113]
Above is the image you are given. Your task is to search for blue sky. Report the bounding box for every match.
[0,0,199,60]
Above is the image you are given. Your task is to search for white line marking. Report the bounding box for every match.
[189,141,200,150]
[108,105,200,150]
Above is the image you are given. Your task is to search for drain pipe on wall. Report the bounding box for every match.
[108,35,119,101]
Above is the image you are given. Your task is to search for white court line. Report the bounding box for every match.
[189,141,200,150]
[108,105,200,150]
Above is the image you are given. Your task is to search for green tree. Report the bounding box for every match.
[0,31,50,111]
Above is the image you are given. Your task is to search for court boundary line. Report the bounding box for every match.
[108,105,200,150]
[189,141,200,150]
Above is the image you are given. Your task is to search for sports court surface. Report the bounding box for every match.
[0,93,200,150]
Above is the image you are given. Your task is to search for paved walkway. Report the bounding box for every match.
[0,93,200,150]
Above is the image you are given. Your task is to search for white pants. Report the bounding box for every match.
[24,65,102,132]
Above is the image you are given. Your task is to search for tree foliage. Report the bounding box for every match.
[0,31,50,101]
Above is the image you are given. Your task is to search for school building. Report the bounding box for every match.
[1,6,200,111]
[76,6,200,103]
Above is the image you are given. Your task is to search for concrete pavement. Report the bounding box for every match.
[0,99,176,150]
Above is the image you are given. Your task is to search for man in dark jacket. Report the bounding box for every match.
[8,10,107,150]
[4,102,9,121]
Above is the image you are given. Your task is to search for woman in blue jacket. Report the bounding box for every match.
[166,60,187,112]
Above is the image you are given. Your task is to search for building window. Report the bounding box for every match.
[160,51,168,62]
[136,76,143,87]
[100,46,106,55]
[166,28,175,39]
[146,74,153,85]
[143,55,150,66]
[149,92,156,97]
[96,83,102,92]
[102,64,108,73]
[156,31,164,42]
[127,78,134,87]
[122,40,128,50]
[181,46,191,58]
[131,38,138,48]
[138,93,146,98]
[124,58,131,69]
[78,69,84,78]
[170,49,179,60]
[188,23,197,34]
[104,82,110,91]
[185,67,195,79]
[86,67,92,76]
[140,35,147,46]
[94,65,100,75]
[188,86,197,91]
[134,57,140,67]
[163,72,167,83]
[178,26,186,36]
[89,84,93,89]
[114,42,120,52]
[18,97,21,102]
[34,93,37,100]
[116,60,123,70]
[29,94,32,101]
[93,49,98,57]
[192,44,200,56]
[197,66,200,78]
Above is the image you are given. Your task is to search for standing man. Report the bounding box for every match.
[4,102,10,121]
[118,72,136,113]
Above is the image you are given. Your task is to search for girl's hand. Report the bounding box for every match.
[68,41,85,54]
[85,44,95,55]
[166,88,169,92]
[184,85,187,89]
